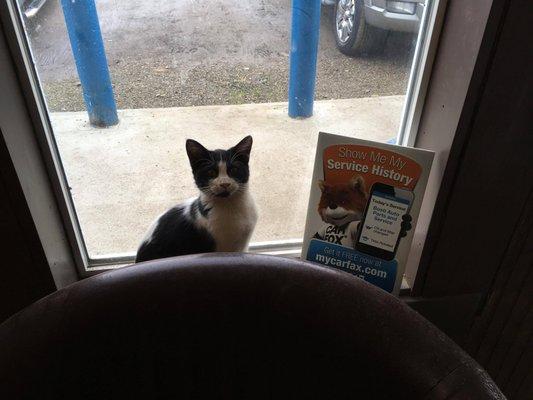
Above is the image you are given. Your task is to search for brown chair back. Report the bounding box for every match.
[0,254,505,399]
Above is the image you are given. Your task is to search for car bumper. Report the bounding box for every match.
[364,0,425,33]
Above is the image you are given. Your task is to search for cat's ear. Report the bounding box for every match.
[186,139,209,167]
[318,180,327,192]
[232,136,253,163]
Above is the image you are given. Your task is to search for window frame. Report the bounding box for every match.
[1,0,447,279]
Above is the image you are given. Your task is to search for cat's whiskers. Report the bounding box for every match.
[233,185,247,195]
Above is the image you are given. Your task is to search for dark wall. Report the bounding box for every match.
[0,131,56,322]
[412,0,533,398]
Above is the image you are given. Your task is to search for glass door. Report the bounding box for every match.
[2,0,444,274]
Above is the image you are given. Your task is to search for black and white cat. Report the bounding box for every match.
[136,136,258,263]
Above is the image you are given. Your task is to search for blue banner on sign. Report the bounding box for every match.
[306,239,397,292]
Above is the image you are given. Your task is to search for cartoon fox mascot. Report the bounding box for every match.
[314,175,368,248]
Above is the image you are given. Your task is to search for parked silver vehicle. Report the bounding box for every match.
[322,0,425,56]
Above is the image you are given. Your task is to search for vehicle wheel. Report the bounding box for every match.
[334,0,388,56]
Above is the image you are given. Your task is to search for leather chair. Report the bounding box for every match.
[0,254,504,399]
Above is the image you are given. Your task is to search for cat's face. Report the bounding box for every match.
[186,136,252,198]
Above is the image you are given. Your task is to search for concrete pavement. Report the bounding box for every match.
[51,96,404,258]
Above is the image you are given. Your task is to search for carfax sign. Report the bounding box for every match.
[302,132,434,295]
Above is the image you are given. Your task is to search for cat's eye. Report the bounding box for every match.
[229,166,239,174]
[207,169,217,178]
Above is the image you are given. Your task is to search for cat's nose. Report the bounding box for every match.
[329,204,338,210]
[220,183,231,189]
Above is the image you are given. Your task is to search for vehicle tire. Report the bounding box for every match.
[334,0,388,56]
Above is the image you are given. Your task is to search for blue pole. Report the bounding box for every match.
[60,0,118,127]
[288,0,321,118]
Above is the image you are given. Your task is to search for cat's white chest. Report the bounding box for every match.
[206,193,257,252]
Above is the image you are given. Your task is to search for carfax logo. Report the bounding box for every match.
[307,239,397,293]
